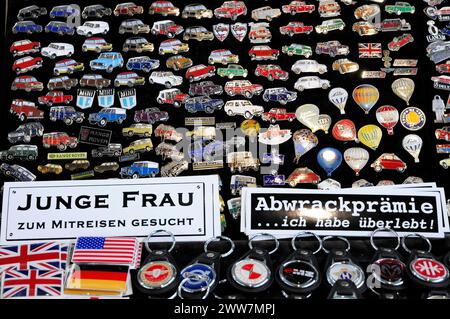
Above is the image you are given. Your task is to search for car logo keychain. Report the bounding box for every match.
[178,236,235,299]
[135,230,179,297]
[402,233,450,289]
[228,233,279,293]
[276,231,322,298]
[323,236,366,292]
[368,228,406,296]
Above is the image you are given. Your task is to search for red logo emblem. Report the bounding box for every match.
[413,258,448,280]
[241,263,262,280]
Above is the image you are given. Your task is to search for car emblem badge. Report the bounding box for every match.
[138,261,177,290]
[373,258,405,286]
[279,260,319,289]
[98,88,115,108]
[179,263,216,293]
[231,23,247,42]
[231,259,270,288]
[327,261,365,288]
[76,89,96,109]
[400,107,426,131]
[118,88,137,109]
[213,23,229,42]
[410,258,449,283]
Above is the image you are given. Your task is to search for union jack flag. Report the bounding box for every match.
[1,269,63,299]
[0,242,62,272]
[358,43,382,58]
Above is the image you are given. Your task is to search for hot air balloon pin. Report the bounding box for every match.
[292,129,318,163]
[328,87,348,114]
[376,105,399,135]
[402,134,423,163]
[391,78,415,105]
[352,84,379,114]
[344,147,369,176]
[358,124,382,150]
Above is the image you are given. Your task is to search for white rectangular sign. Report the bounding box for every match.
[1,175,221,244]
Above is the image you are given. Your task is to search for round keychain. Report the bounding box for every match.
[135,230,179,296]
[402,234,450,289]
[368,228,406,293]
[178,236,234,299]
[323,236,366,291]
[276,231,322,297]
[228,233,279,293]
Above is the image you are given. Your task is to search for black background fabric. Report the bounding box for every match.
[0,0,449,299]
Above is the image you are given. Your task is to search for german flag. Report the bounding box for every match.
[65,264,129,294]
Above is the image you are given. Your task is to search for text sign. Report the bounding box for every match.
[1,176,221,244]
[244,188,445,238]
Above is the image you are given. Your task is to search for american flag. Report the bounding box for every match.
[0,242,62,272]
[72,237,138,266]
[1,269,63,299]
[358,43,382,58]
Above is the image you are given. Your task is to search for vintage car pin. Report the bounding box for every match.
[385,2,415,15]
[358,125,382,150]
[228,234,278,293]
[392,78,415,104]
[328,87,348,114]
[425,5,450,21]
[352,21,378,36]
[252,6,281,21]
[227,151,259,173]
[388,33,414,51]
[161,160,189,177]
[361,71,387,79]
[432,75,450,91]
[353,84,379,114]
[292,129,318,163]
[213,23,230,42]
[344,147,369,176]
[354,4,380,20]
[317,147,343,176]
[332,119,358,142]
[403,234,450,288]
[358,43,382,58]
[435,125,450,141]
[231,22,248,42]
[332,58,359,74]
[371,153,407,172]
[316,18,346,34]
[376,105,399,135]
[12,56,43,74]
[258,125,292,145]
[286,167,321,186]
[0,163,36,181]
[402,134,423,162]
[318,178,341,190]
[282,1,315,15]
[400,107,426,131]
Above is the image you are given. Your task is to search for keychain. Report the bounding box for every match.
[135,230,179,296]
[178,236,234,299]
[276,231,322,297]
[402,234,450,289]
[323,236,366,291]
[228,233,279,293]
[368,228,406,293]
